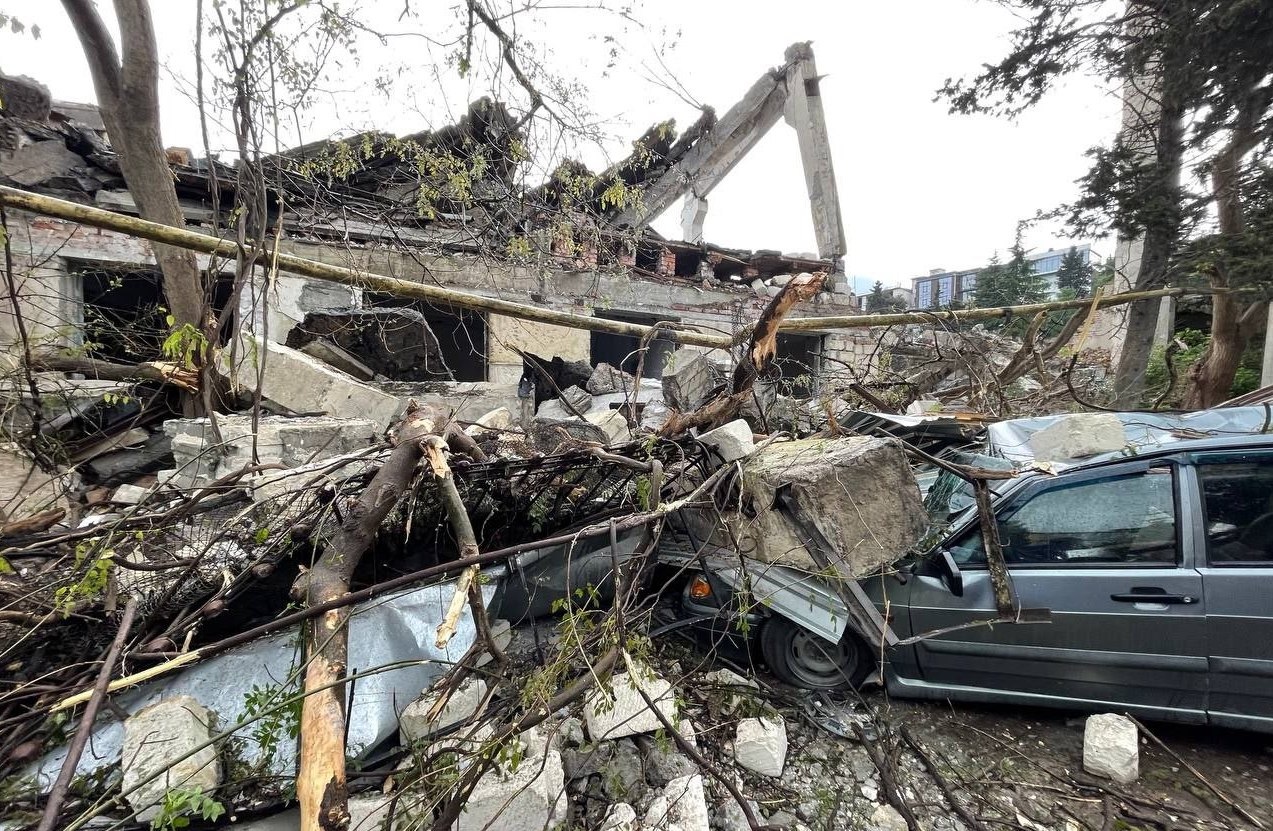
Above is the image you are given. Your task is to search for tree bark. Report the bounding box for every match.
[289,404,446,831]
[1182,123,1262,409]
[61,1,206,333]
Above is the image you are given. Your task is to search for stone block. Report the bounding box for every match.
[662,350,716,412]
[400,678,487,743]
[696,419,755,463]
[584,409,631,445]
[465,407,513,436]
[584,668,676,740]
[727,437,927,577]
[121,695,221,822]
[454,728,566,831]
[1083,713,1139,784]
[587,362,637,395]
[734,716,786,778]
[1028,413,1127,462]
[869,804,909,831]
[600,802,639,831]
[222,336,403,429]
[110,483,151,505]
[643,773,709,831]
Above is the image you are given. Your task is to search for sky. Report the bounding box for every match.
[0,1,1122,290]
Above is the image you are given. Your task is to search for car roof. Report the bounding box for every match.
[1052,432,1273,475]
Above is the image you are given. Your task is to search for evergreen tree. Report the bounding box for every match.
[1054,246,1093,298]
[865,280,905,312]
[973,254,1009,310]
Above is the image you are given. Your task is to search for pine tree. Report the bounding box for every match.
[865,280,905,312]
[1054,246,1093,298]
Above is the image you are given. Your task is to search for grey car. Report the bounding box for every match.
[682,434,1273,733]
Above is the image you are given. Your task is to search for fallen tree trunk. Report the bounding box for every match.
[289,403,446,831]
[0,185,1249,347]
[30,351,200,392]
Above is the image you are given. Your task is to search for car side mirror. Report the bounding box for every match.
[937,549,964,597]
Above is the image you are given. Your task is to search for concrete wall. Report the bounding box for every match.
[1,211,872,395]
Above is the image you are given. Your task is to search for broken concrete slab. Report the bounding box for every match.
[159,415,378,491]
[600,802,640,831]
[109,483,151,505]
[400,677,487,743]
[643,773,710,831]
[585,668,677,740]
[727,436,927,577]
[0,140,84,188]
[221,336,403,429]
[587,362,638,395]
[286,307,451,381]
[1083,713,1138,784]
[121,695,221,822]
[696,419,755,463]
[465,407,513,436]
[662,350,716,412]
[455,727,567,831]
[298,338,376,381]
[475,618,513,667]
[1028,412,1127,461]
[536,385,593,420]
[584,409,632,444]
[734,716,787,778]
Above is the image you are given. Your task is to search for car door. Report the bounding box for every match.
[904,460,1209,720]
[1191,450,1273,731]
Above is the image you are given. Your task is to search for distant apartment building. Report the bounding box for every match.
[911,244,1100,310]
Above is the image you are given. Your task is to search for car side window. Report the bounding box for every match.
[1198,453,1273,565]
[947,468,1178,567]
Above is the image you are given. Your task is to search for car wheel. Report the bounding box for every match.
[759,616,871,690]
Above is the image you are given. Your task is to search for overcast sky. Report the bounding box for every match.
[0,1,1121,290]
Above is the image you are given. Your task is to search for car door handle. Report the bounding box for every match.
[1110,590,1197,604]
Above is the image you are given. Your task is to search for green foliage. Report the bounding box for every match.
[1144,327,1264,407]
[150,787,224,830]
[53,542,113,615]
[973,235,1048,333]
[1054,246,1093,297]
[864,280,906,313]
[161,321,209,369]
[241,682,302,767]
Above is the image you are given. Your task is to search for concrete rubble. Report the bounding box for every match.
[585,667,678,740]
[454,726,567,831]
[1083,713,1140,785]
[120,696,221,822]
[734,716,788,777]
[719,436,928,577]
[400,678,489,743]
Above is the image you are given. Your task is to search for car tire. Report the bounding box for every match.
[759,616,871,690]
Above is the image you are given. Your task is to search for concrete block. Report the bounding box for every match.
[1083,713,1139,784]
[587,362,637,395]
[734,716,786,778]
[1028,413,1127,462]
[223,336,402,429]
[110,483,151,505]
[584,409,632,445]
[161,415,378,491]
[600,802,639,831]
[530,417,609,451]
[643,773,709,831]
[662,350,715,412]
[584,667,676,740]
[454,728,566,831]
[121,695,221,822]
[727,436,927,576]
[465,407,513,436]
[298,338,376,381]
[870,804,909,831]
[696,419,755,463]
[400,678,487,743]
